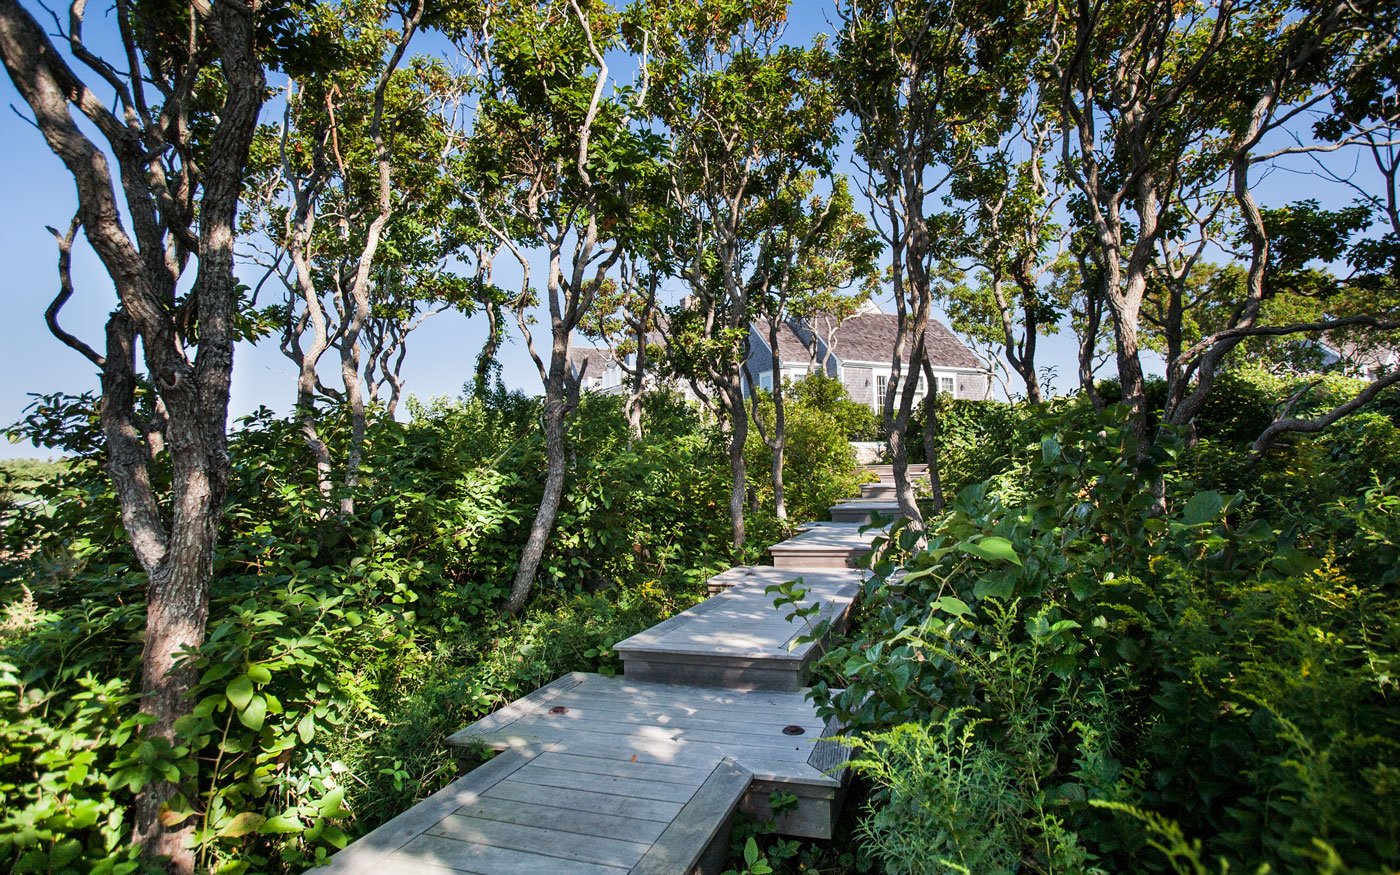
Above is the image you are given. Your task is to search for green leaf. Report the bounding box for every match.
[219,812,265,838]
[226,675,254,710]
[973,575,1016,600]
[1182,490,1223,526]
[246,664,272,684]
[259,814,302,834]
[931,596,971,616]
[317,787,347,818]
[744,836,760,867]
[297,712,316,744]
[959,536,1023,566]
[237,694,267,731]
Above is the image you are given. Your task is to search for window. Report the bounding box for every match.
[939,376,954,395]
[875,375,888,400]
[760,372,773,391]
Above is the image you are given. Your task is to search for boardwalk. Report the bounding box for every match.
[312,463,903,875]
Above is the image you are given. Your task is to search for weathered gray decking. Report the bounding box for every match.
[446,673,849,843]
[829,499,902,524]
[313,484,875,875]
[317,736,752,875]
[768,523,880,569]
[614,568,862,691]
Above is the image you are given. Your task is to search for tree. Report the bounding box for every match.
[745,173,878,521]
[0,0,313,866]
[837,0,1026,525]
[578,253,664,439]
[458,0,659,613]
[1050,0,1400,460]
[948,84,1067,404]
[242,3,454,517]
[638,0,840,547]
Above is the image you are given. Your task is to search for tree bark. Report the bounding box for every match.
[0,0,264,868]
[919,352,946,511]
[505,371,568,614]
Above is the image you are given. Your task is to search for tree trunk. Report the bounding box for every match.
[504,388,567,614]
[339,332,367,517]
[724,379,748,549]
[771,443,787,521]
[919,354,945,511]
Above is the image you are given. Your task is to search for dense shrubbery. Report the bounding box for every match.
[4,366,1397,874]
[0,384,869,873]
[816,368,1400,874]
[746,374,869,526]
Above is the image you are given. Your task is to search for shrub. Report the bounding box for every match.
[818,397,1400,874]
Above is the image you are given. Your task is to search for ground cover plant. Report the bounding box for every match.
[0,381,866,873]
[805,369,1400,875]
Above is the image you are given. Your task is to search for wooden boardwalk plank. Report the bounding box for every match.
[543,728,818,764]
[536,703,826,738]
[506,765,701,803]
[533,751,715,785]
[536,695,827,731]
[452,796,669,844]
[395,833,628,875]
[426,811,651,868]
[630,758,752,875]
[483,779,686,822]
[310,746,544,875]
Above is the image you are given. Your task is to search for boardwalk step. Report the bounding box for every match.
[768,524,880,569]
[860,463,928,478]
[829,499,903,525]
[614,568,861,691]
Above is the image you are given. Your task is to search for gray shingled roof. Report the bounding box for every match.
[753,319,820,362]
[567,346,614,379]
[802,312,984,369]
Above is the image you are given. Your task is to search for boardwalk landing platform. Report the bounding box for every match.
[318,673,851,875]
[616,568,862,691]
[768,523,880,569]
[314,508,871,874]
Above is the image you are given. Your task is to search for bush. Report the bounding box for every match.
[0,388,742,872]
[818,392,1400,875]
[746,374,866,526]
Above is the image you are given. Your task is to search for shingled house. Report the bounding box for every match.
[745,303,992,407]
[568,303,992,407]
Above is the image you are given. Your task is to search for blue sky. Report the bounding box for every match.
[0,1,1365,459]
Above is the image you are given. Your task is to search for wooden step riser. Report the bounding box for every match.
[620,657,806,693]
[769,551,866,570]
[830,506,900,524]
[860,484,897,499]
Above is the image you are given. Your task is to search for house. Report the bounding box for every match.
[567,346,626,394]
[746,303,992,408]
[1320,337,1398,382]
[567,343,703,404]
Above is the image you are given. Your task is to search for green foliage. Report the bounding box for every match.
[0,380,868,872]
[817,370,1400,874]
[788,373,882,442]
[746,374,866,525]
